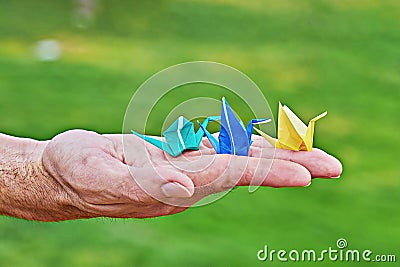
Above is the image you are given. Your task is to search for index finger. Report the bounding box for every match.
[178,154,311,196]
[249,136,342,178]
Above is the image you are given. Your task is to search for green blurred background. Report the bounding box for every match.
[0,0,399,266]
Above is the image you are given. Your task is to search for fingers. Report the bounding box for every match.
[203,135,342,179]
[250,145,342,178]
[250,135,275,148]
[288,148,342,178]
[121,154,311,204]
[202,134,342,179]
[180,155,311,196]
[238,158,312,188]
[101,133,338,202]
[103,133,342,180]
[249,135,342,178]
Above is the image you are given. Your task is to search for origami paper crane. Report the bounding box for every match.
[131,116,219,157]
[199,97,271,156]
[254,102,327,152]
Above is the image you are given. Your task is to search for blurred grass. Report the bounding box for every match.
[0,0,399,266]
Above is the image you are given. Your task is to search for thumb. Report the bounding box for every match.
[154,167,195,198]
[158,168,194,198]
[161,182,193,198]
[129,165,195,201]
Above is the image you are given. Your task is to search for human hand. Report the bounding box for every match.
[41,129,342,220]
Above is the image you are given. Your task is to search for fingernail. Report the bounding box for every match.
[161,182,193,198]
[304,181,312,187]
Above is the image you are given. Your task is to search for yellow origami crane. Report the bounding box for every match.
[254,102,327,152]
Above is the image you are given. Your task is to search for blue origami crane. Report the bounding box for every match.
[199,97,271,156]
[131,116,219,157]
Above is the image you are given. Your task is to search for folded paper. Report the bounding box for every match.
[200,97,271,156]
[254,102,327,152]
[131,115,219,157]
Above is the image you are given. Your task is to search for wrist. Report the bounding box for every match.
[0,134,89,221]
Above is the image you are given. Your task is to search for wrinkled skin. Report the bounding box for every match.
[42,130,342,219]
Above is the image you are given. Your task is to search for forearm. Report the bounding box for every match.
[0,134,86,221]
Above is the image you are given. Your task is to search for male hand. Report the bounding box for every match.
[41,129,342,220]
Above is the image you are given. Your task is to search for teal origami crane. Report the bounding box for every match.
[131,116,219,157]
[199,97,271,156]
